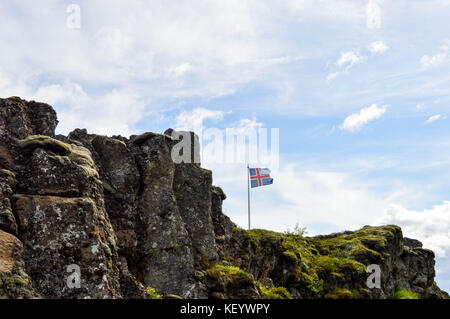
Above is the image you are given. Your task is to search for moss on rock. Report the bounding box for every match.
[259,283,292,299]
[18,135,99,178]
[146,286,163,299]
[324,288,360,299]
[18,135,72,155]
[207,264,254,286]
[394,289,419,299]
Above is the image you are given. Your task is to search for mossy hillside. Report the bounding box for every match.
[282,233,367,297]
[226,226,401,298]
[310,226,400,265]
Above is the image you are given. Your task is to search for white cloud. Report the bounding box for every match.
[169,63,193,78]
[32,83,85,106]
[0,72,147,137]
[420,38,450,69]
[326,72,340,81]
[327,51,366,80]
[32,84,144,136]
[366,0,382,29]
[369,41,389,54]
[421,53,447,68]
[425,114,443,124]
[378,202,450,257]
[236,118,264,132]
[327,41,389,80]
[175,108,226,132]
[441,39,450,51]
[55,87,146,136]
[337,51,365,68]
[0,69,11,89]
[340,104,387,132]
[94,27,132,62]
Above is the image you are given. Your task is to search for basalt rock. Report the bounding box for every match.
[0,96,447,299]
[0,229,39,298]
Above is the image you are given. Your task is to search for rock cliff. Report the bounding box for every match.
[0,97,448,299]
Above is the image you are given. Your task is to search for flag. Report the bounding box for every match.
[249,168,273,188]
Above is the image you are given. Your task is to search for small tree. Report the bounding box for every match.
[285,222,307,236]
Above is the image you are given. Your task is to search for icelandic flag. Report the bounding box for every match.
[249,168,273,188]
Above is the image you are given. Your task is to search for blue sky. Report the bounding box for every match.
[0,0,449,292]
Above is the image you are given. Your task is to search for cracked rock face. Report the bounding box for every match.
[14,195,122,298]
[0,97,448,299]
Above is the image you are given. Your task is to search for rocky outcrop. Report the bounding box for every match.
[219,225,449,299]
[0,97,448,299]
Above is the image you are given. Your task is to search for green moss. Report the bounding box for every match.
[282,251,298,261]
[301,272,324,295]
[220,225,407,299]
[199,252,211,268]
[69,144,95,167]
[325,288,360,299]
[0,169,16,179]
[282,235,317,262]
[259,283,293,299]
[207,264,254,286]
[0,272,35,299]
[18,135,98,178]
[146,287,163,299]
[246,229,284,245]
[311,230,385,265]
[394,289,419,299]
[18,135,72,155]
[314,256,366,276]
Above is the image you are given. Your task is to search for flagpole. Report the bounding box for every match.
[247,164,251,230]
